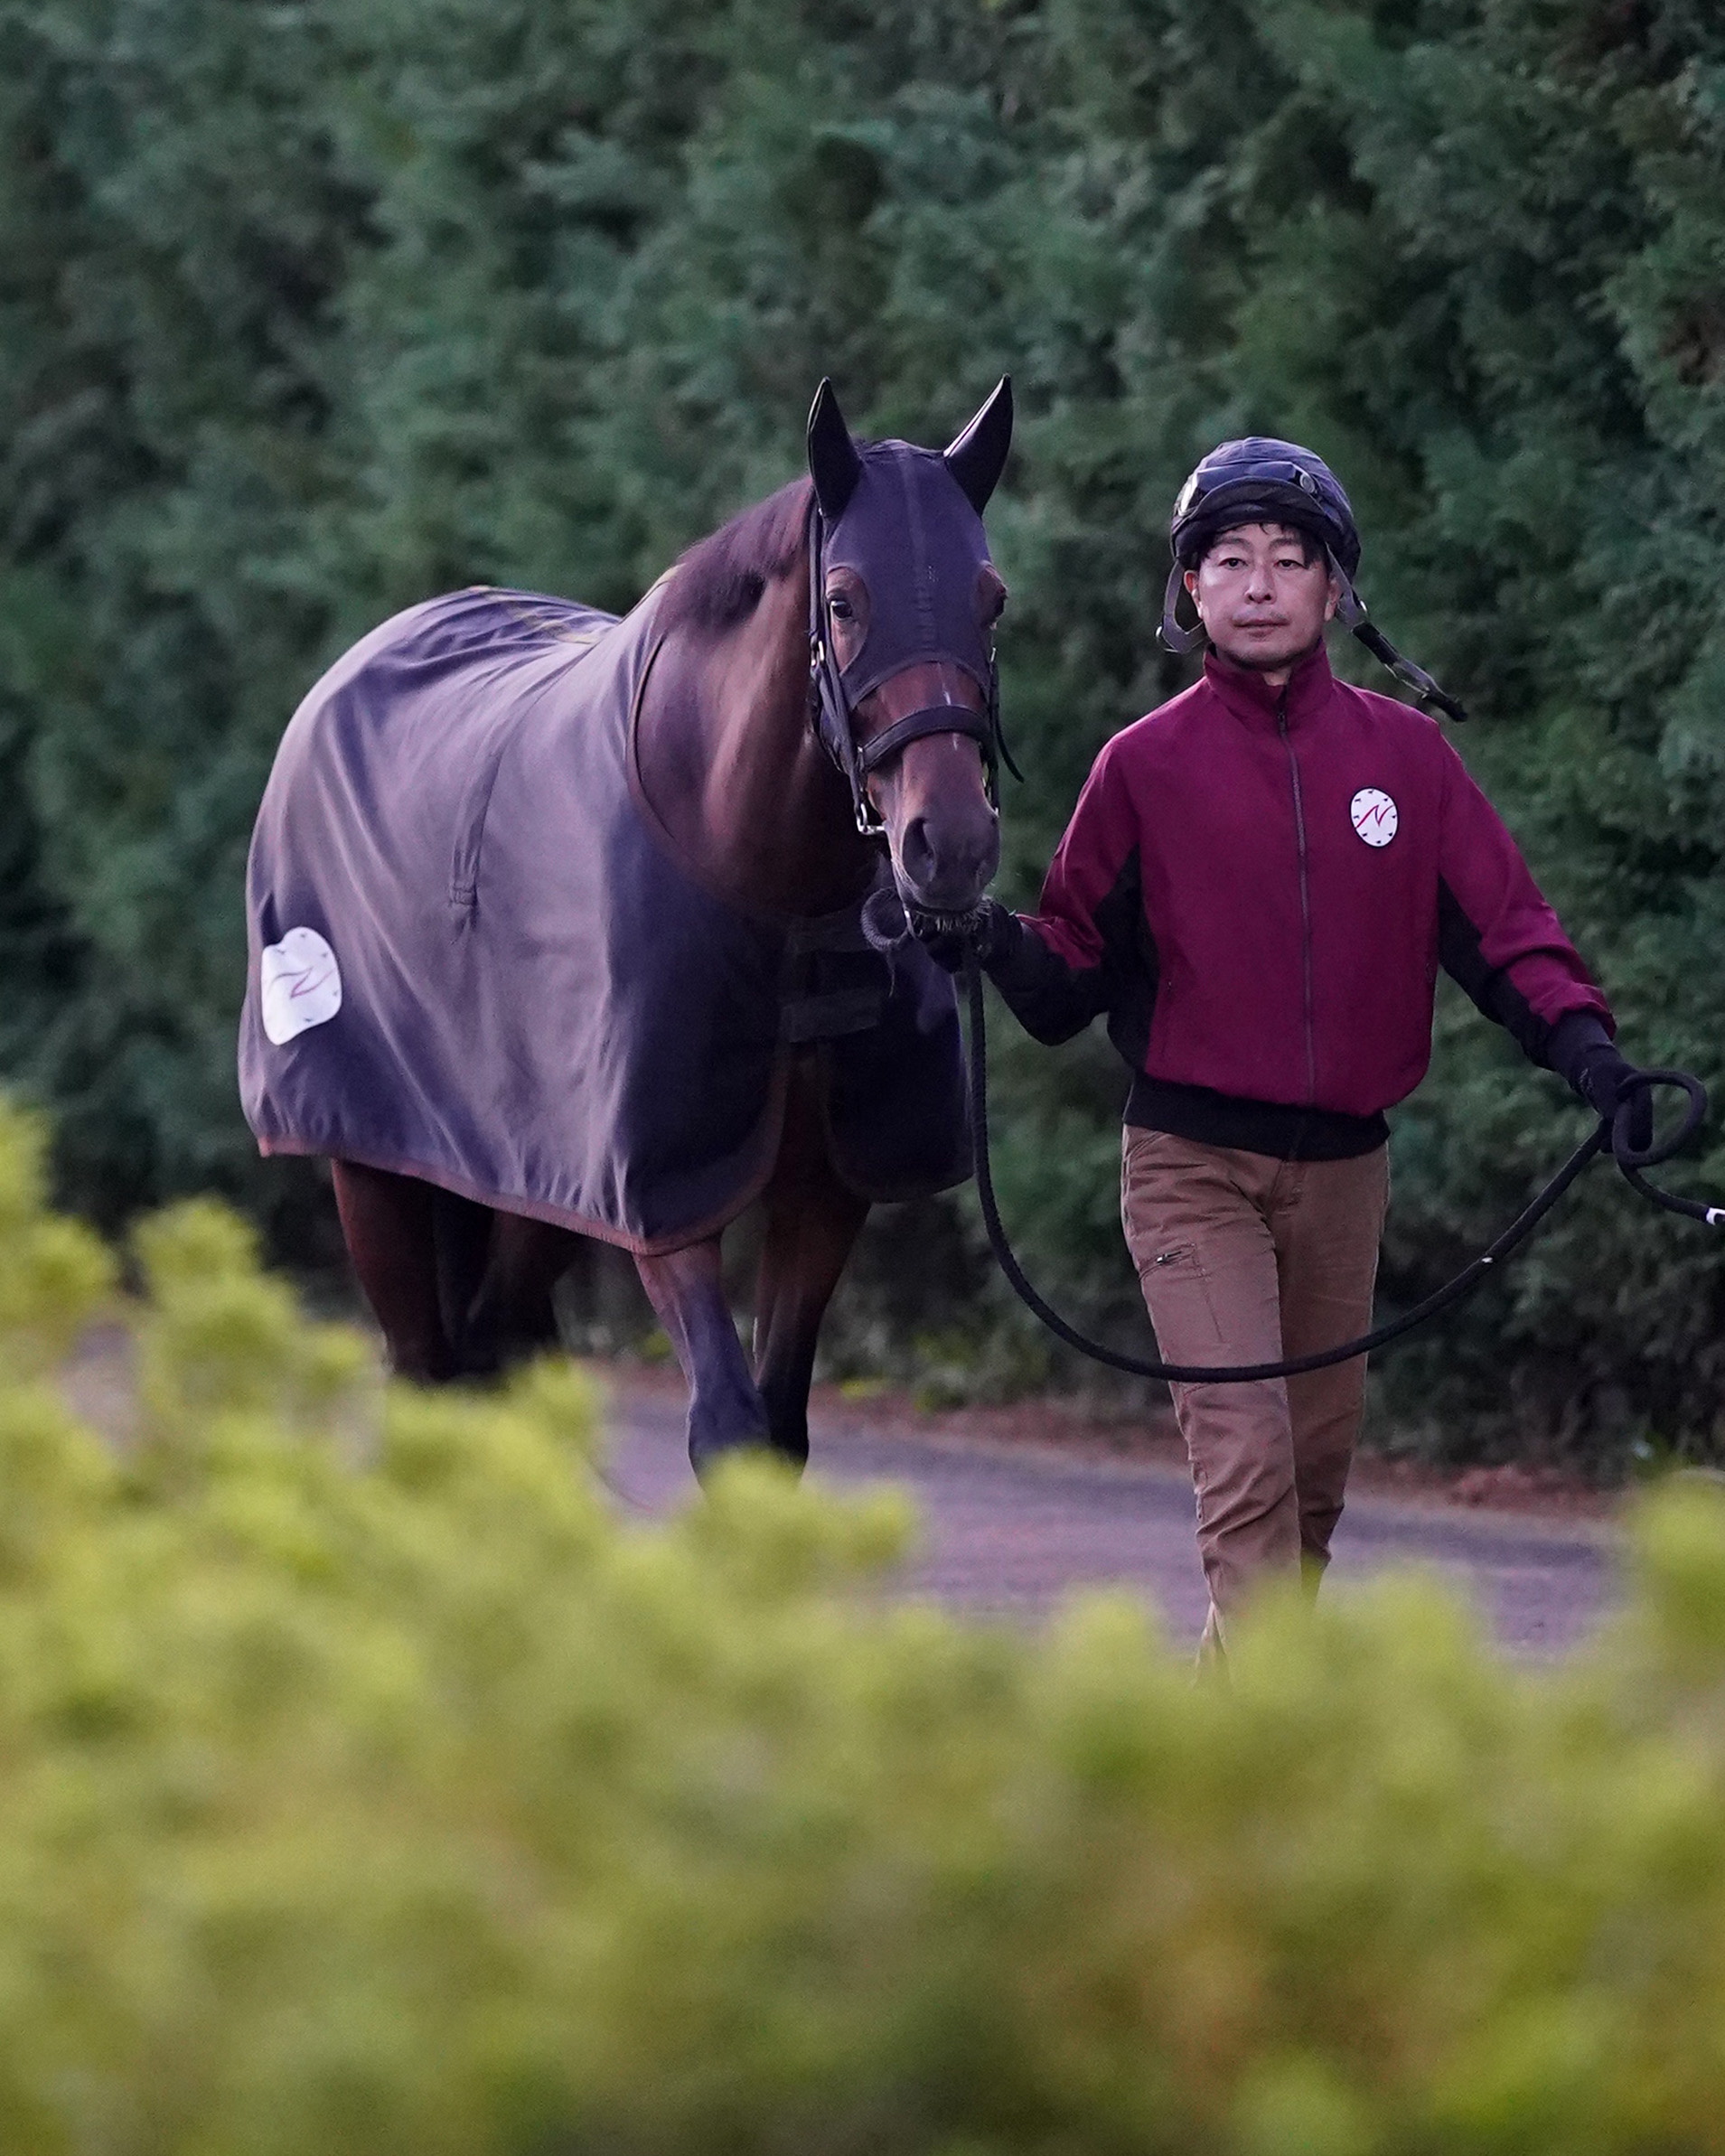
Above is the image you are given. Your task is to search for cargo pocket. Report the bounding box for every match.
[1130,1234,1227,1369]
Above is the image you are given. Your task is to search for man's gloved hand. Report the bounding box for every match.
[1575,1042,1655,1153]
[1548,1011,1655,1152]
[911,895,1020,977]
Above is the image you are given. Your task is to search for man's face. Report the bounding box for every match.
[1184,522,1340,676]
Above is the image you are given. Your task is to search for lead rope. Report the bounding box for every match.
[961,951,1712,1384]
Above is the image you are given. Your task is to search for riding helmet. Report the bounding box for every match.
[1169,436,1361,576]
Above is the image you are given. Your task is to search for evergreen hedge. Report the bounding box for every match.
[2,1098,1725,2149]
[1,0,1722,1453]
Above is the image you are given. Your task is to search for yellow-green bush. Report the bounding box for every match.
[3,1094,1725,2152]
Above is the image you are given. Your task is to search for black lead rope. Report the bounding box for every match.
[962,951,1714,1385]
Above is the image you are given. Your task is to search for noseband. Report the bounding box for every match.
[806,506,1019,838]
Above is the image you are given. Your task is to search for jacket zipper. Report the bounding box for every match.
[1278,688,1317,1105]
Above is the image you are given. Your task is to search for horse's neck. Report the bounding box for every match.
[638,571,877,919]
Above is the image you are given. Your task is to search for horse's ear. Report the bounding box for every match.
[807,379,863,522]
[943,375,1014,515]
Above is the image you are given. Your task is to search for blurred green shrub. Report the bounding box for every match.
[8,1107,1725,2151]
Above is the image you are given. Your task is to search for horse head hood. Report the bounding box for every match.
[807,378,1011,705]
[803,378,1018,842]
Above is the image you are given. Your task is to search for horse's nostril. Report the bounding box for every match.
[900,816,937,886]
[897,811,998,907]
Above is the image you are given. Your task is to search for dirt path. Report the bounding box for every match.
[598,1370,1617,1657]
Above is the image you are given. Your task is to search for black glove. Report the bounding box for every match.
[912,895,1021,977]
[1551,1014,1654,1152]
[1582,1046,1655,1154]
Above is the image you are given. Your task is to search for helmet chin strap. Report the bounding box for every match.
[1158,555,1468,723]
[1327,553,1468,722]
[1158,563,1207,654]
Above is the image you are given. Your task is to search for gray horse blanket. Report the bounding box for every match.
[239,584,970,1251]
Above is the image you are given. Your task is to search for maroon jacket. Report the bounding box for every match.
[992,642,1612,1158]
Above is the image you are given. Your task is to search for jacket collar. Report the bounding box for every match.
[1203,640,1334,733]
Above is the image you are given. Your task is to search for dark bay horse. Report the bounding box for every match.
[241,379,1011,1475]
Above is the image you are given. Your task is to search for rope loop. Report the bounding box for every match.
[1611,1067,1706,1168]
[962,951,1716,1385]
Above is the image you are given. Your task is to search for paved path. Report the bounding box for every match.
[599,1380,1617,1658]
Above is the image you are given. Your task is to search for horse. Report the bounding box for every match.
[239,378,1012,1476]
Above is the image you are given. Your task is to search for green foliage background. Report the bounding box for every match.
[1,0,1723,1457]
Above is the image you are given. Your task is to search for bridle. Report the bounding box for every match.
[805,503,1020,839]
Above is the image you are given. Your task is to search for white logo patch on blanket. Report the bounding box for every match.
[260,926,342,1045]
[1350,787,1398,848]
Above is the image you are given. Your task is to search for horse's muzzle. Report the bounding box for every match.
[902,899,989,942]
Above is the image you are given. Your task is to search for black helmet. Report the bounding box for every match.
[1170,436,1361,577]
[1160,436,1466,722]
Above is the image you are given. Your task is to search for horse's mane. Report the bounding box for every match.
[660,475,813,637]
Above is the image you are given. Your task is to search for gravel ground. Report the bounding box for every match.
[597,1369,1617,1659]
[58,1326,1622,1659]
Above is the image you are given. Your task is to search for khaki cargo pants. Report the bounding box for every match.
[1121,1127,1390,1656]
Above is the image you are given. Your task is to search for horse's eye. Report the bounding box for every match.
[829,595,854,622]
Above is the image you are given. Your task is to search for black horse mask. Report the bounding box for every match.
[805,377,1015,833]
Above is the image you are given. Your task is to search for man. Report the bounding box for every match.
[936,438,1645,1656]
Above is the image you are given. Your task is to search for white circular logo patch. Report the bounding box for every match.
[260,926,342,1045]
[1350,787,1398,848]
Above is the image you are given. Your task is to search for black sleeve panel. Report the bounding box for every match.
[987,918,1102,1045]
[1098,845,1159,1071]
[1437,875,1552,1065]
[990,845,1158,1052]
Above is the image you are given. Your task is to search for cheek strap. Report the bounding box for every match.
[1158,562,1207,653]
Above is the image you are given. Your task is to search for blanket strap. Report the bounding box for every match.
[781,988,886,1043]
[780,900,887,1042]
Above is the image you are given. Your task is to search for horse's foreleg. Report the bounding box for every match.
[332,1158,456,1383]
[633,1236,771,1480]
[751,1063,869,1469]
